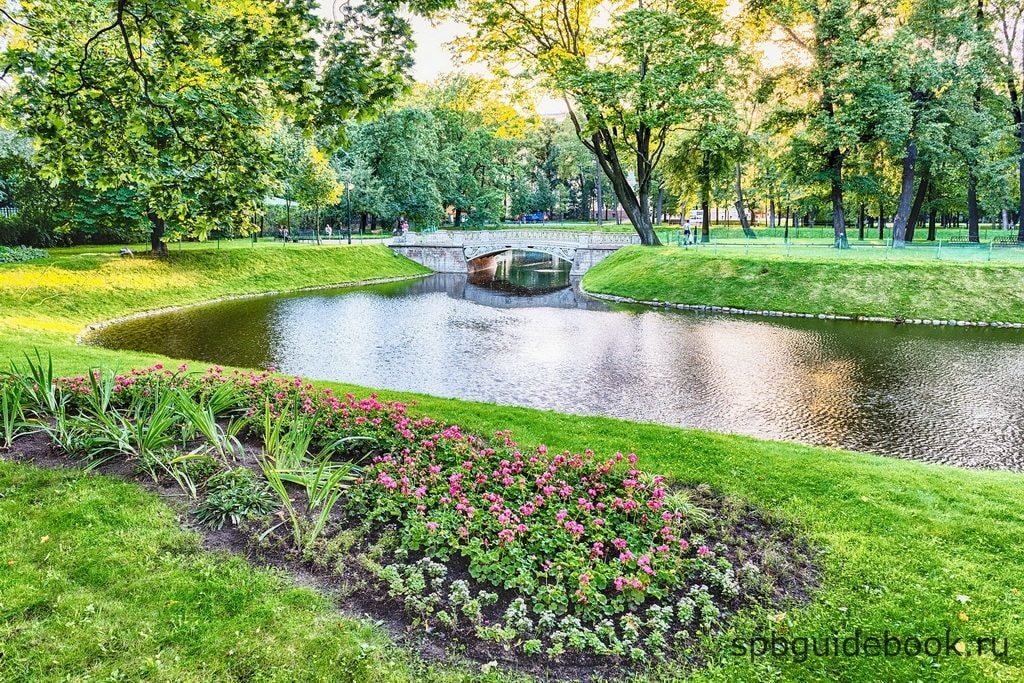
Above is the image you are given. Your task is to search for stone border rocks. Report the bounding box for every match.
[580,286,1024,329]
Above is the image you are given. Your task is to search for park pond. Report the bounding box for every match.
[91,251,1024,470]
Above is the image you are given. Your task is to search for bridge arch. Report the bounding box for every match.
[388,229,641,276]
[463,244,577,265]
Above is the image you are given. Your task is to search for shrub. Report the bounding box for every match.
[0,245,48,264]
[197,467,277,529]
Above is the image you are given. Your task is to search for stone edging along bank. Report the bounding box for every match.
[76,273,430,345]
[580,286,1024,329]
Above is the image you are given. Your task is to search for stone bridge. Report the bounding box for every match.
[387,229,640,276]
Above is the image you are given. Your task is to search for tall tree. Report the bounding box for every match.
[464,0,733,245]
[989,0,1023,238]
[748,0,889,247]
[2,0,317,255]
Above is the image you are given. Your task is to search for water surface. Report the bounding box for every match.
[92,253,1024,470]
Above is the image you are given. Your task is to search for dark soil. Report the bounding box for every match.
[1,432,821,682]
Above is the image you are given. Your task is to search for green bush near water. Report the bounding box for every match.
[0,244,47,264]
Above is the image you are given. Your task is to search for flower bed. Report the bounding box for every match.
[4,361,816,672]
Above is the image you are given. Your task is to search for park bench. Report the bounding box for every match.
[992,238,1024,249]
[943,236,979,246]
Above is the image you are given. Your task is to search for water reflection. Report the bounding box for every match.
[91,269,1024,470]
[469,250,572,295]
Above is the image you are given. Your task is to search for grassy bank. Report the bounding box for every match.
[1,244,1023,681]
[583,246,1024,322]
[0,243,429,371]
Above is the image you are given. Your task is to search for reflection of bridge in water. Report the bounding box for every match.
[398,273,613,311]
[388,229,640,276]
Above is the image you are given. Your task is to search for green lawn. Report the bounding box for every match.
[583,246,1024,322]
[1,244,1023,681]
[0,243,429,370]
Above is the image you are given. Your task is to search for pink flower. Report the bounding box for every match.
[426,522,439,531]
[697,545,711,557]
[564,520,585,536]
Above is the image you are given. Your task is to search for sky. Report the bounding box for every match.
[315,2,467,82]
[315,2,569,116]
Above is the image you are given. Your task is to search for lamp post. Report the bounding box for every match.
[345,182,353,245]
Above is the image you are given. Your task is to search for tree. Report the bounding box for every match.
[423,76,515,226]
[464,0,733,245]
[989,0,1023,238]
[2,0,317,255]
[749,0,895,247]
[292,143,342,242]
[340,108,445,228]
[316,0,415,145]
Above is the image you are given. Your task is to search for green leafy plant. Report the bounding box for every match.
[196,468,277,529]
[123,388,181,459]
[174,388,245,461]
[1,380,32,449]
[8,350,60,417]
[45,405,119,471]
[137,449,220,498]
[258,401,368,551]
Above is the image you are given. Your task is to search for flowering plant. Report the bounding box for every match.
[48,363,803,662]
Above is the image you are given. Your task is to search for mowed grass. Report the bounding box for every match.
[0,243,1023,681]
[0,461,480,683]
[583,246,1024,322]
[0,243,429,366]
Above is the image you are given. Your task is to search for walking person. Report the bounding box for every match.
[325,223,333,240]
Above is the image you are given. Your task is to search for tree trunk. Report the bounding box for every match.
[828,149,847,247]
[594,154,603,226]
[905,164,930,243]
[858,203,865,240]
[927,203,937,241]
[967,173,980,242]
[1011,76,1024,240]
[735,163,755,238]
[588,129,661,244]
[655,186,664,226]
[892,138,918,247]
[967,0,983,244]
[148,212,168,257]
[454,208,462,227]
[769,194,776,230]
[700,151,711,243]
[878,199,885,240]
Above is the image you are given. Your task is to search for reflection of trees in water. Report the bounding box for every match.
[468,250,571,295]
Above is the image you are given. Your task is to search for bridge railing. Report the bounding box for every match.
[390,229,641,248]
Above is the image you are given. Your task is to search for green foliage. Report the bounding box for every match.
[0,379,32,449]
[196,467,277,529]
[173,387,246,461]
[0,245,48,263]
[2,0,318,250]
[257,403,365,551]
[137,449,220,499]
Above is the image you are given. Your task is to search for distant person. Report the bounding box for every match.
[282,226,289,242]
[683,227,691,245]
[325,224,333,239]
